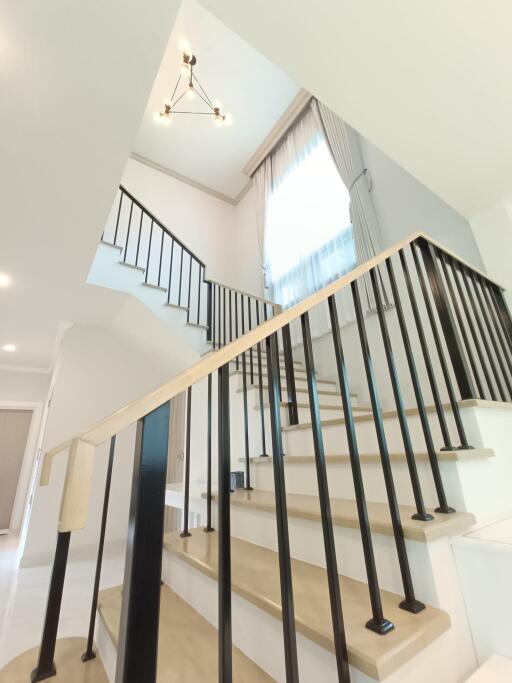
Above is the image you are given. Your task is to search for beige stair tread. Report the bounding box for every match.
[164,530,450,680]
[280,402,370,412]
[98,584,273,683]
[230,368,337,386]
[216,489,475,542]
[283,402,457,431]
[0,637,107,683]
[248,448,494,465]
[238,385,347,398]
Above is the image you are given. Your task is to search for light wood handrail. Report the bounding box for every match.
[40,230,503,485]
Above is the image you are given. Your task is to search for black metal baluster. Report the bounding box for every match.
[181,386,192,537]
[205,374,214,532]
[187,255,193,323]
[113,190,124,245]
[282,324,298,426]
[413,245,472,449]
[122,201,134,263]
[135,209,143,267]
[248,298,254,384]
[386,258,454,514]
[167,239,175,305]
[31,532,71,681]
[301,312,351,680]
[241,298,252,486]
[235,292,239,369]
[492,287,512,348]
[400,248,453,450]
[352,279,425,613]
[420,242,478,400]
[266,332,300,683]
[212,283,216,349]
[256,302,268,457]
[157,229,164,288]
[197,264,202,326]
[470,272,511,399]
[217,284,221,348]
[481,279,512,379]
[223,287,227,347]
[450,260,496,399]
[178,248,184,307]
[217,363,232,683]
[145,220,154,284]
[460,266,502,400]
[370,267,433,519]
[328,295,393,634]
[439,252,485,398]
[82,436,116,662]
[115,401,170,683]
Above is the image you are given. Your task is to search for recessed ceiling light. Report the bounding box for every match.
[2,344,16,352]
[0,273,11,287]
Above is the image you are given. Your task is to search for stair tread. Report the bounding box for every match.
[282,402,455,431]
[230,368,336,386]
[164,530,451,681]
[215,489,475,542]
[237,385,350,398]
[247,448,494,465]
[98,584,273,682]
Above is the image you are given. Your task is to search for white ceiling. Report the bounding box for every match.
[199,0,512,220]
[131,0,300,201]
[0,0,182,370]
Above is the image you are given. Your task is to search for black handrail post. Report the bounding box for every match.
[204,374,214,532]
[31,532,71,681]
[386,258,455,514]
[82,435,116,662]
[370,267,433,520]
[266,333,300,683]
[113,190,124,245]
[181,386,192,538]
[217,363,233,683]
[282,324,299,426]
[492,287,512,347]
[352,279,425,614]
[115,401,170,683]
[256,302,269,457]
[206,281,213,342]
[328,295,394,634]
[145,220,154,284]
[122,201,134,263]
[301,312,351,680]
[419,240,477,399]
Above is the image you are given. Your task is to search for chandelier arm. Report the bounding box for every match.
[169,74,182,104]
[171,111,216,115]
[193,87,215,111]
[192,73,214,107]
[170,89,188,110]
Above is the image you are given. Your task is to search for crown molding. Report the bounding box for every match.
[242,88,312,177]
[130,153,240,205]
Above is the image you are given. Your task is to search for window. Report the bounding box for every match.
[264,136,355,308]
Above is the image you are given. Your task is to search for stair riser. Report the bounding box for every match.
[244,384,346,407]
[234,372,337,393]
[283,413,461,457]
[164,550,475,683]
[248,459,464,511]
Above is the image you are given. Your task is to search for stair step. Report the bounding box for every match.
[238,385,347,399]
[186,321,209,330]
[230,368,336,387]
[216,489,475,542]
[97,584,272,682]
[118,260,145,272]
[164,530,451,681]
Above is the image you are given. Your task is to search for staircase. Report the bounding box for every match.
[9,224,512,683]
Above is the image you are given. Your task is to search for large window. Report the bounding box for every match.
[264,136,355,308]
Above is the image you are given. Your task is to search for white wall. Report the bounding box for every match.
[0,369,50,404]
[22,323,193,566]
[233,183,265,297]
[359,135,485,270]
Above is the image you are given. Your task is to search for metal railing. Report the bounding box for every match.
[32,231,512,683]
[102,185,277,332]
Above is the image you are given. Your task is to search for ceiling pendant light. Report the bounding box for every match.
[158,48,230,127]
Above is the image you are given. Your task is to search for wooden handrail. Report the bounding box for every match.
[40,230,503,484]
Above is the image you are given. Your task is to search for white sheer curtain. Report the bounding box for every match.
[315,99,389,308]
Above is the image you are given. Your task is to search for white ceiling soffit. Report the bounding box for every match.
[0,1,181,369]
[131,0,301,202]
[198,0,512,219]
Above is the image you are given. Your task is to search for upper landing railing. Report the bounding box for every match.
[102,185,278,347]
[33,229,512,683]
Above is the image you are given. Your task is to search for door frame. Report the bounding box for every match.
[0,401,44,537]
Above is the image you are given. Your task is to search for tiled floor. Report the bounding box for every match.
[0,534,124,669]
